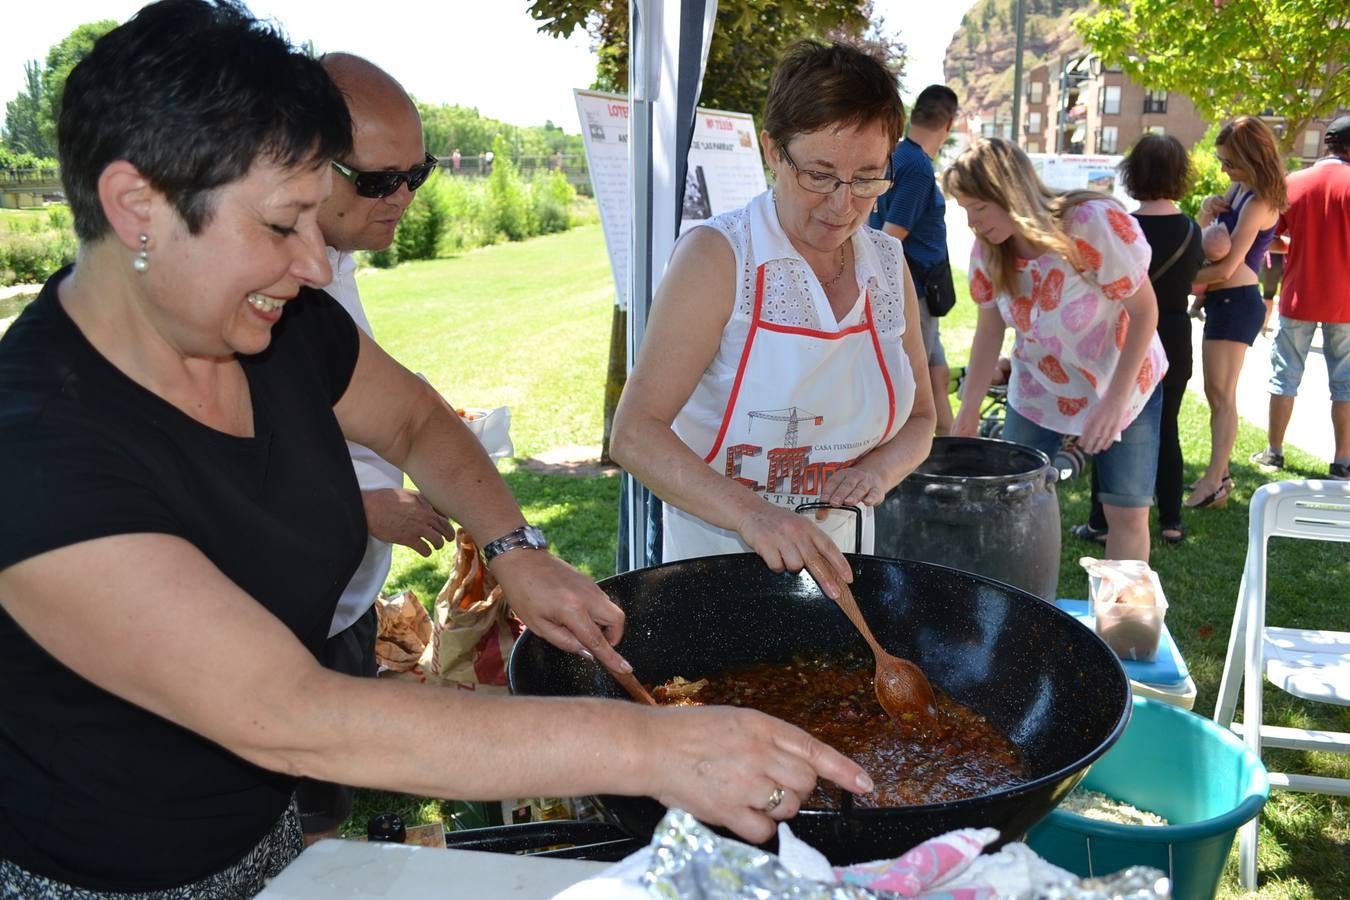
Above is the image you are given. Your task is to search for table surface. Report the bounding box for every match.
[257,839,609,899]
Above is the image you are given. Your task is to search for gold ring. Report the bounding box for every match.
[762,785,786,813]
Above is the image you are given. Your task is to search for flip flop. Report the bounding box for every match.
[1161,523,1186,545]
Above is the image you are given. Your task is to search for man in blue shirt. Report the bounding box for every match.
[870,85,960,433]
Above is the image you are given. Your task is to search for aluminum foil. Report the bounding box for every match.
[640,810,883,899]
[1017,866,1172,900]
[637,810,1170,900]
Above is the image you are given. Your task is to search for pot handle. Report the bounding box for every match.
[1045,466,1060,489]
[922,482,964,502]
[794,502,863,554]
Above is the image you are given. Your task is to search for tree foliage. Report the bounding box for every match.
[526,0,905,120]
[1078,0,1350,157]
[2,20,116,161]
[417,103,583,160]
[37,21,119,154]
[3,61,50,158]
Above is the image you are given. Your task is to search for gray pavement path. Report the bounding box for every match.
[942,200,1336,465]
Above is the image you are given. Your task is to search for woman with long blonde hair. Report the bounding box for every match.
[1186,116,1287,509]
[947,138,1167,561]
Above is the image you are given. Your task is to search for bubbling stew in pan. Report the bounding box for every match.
[653,653,1026,809]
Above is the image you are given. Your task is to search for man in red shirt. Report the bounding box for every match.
[1249,116,1350,479]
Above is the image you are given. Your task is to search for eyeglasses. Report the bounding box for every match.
[778,144,892,198]
[331,153,438,199]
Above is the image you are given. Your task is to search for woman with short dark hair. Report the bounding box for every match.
[0,4,869,894]
[611,40,936,591]
[1074,134,1206,546]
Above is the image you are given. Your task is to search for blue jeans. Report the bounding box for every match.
[1003,388,1163,508]
[1269,317,1350,403]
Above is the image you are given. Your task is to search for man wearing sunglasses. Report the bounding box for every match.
[294,50,449,846]
[298,53,631,843]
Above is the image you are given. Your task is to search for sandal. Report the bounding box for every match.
[1185,481,1231,510]
[1070,522,1109,545]
[1160,523,1186,545]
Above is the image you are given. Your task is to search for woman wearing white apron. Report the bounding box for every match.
[612,40,936,598]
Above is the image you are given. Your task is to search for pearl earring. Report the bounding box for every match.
[132,234,149,272]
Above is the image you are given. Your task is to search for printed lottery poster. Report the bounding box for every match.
[574,89,768,310]
[1027,153,1138,211]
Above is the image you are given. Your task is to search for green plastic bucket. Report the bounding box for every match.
[1026,697,1268,900]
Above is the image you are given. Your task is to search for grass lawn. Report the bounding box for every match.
[350,224,1346,897]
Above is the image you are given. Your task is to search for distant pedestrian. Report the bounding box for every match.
[1186,116,1286,510]
[1249,115,1350,480]
[484,150,494,177]
[552,149,564,172]
[477,150,486,175]
[870,84,960,435]
[451,148,461,173]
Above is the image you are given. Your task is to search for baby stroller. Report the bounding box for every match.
[949,363,1087,482]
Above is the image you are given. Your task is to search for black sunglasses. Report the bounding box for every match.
[332,153,438,199]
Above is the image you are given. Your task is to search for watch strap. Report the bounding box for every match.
[481,524,548,563]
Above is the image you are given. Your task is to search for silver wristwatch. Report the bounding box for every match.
[481,524,549,563]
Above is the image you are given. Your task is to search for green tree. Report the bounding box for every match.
[38,21,118,153]
[1079,0,1350,158]
[3,61,51,158]
[526,0,904,119]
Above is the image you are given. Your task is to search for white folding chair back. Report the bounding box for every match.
[1212,479,1350,889]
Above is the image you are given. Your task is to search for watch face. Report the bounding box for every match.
[523,525,548,548]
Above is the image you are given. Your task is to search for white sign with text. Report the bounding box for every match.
[574,89,767,310]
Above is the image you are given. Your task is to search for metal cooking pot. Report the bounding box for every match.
[508,553,1130,865]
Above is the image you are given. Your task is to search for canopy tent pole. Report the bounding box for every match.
[618,0,717,574]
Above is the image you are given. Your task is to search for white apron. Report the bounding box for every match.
[664,263,905,560]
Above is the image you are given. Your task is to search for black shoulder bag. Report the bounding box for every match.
[906,252,958,317]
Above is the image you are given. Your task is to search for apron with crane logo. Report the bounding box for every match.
[664,263,906,561]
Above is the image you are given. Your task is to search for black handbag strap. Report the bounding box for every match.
[1149,219,1197,284]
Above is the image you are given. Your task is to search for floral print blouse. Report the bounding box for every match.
[967,198,1168,437]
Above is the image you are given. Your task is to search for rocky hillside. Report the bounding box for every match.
[944,0,1096,118]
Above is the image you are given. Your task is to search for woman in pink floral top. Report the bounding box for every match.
[945,139,1167,562]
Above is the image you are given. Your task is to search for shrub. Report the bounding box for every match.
[485,135,530,242]
[0,228,76,285]
[394,173,451,261]
[530,169,575,235]
[439,176,491,251]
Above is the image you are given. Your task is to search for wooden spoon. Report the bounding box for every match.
[605,663,658,705]
[807,557,939,732]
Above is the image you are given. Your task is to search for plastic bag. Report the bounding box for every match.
[1079,558,1168,662]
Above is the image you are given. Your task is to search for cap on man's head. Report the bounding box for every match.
[1326,115,1350,146]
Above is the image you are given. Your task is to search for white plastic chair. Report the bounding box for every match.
[1213,479,1350,889]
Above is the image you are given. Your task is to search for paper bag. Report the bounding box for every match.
[373,590,432,672]
[421,528,523,692]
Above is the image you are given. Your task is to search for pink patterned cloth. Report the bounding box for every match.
[834,827,998,897]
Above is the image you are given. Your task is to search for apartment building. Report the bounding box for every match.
[980,53,1345,164]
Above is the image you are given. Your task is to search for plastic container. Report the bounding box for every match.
[1082,558,1168,661]
[1026,697,1269,900]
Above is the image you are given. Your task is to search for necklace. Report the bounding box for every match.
[816,247,847,289]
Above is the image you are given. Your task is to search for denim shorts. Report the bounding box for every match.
[1003,387,1163,508]
[917,302,947,367]
[1269,317,1350,402]
[1202,284,1265,345]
